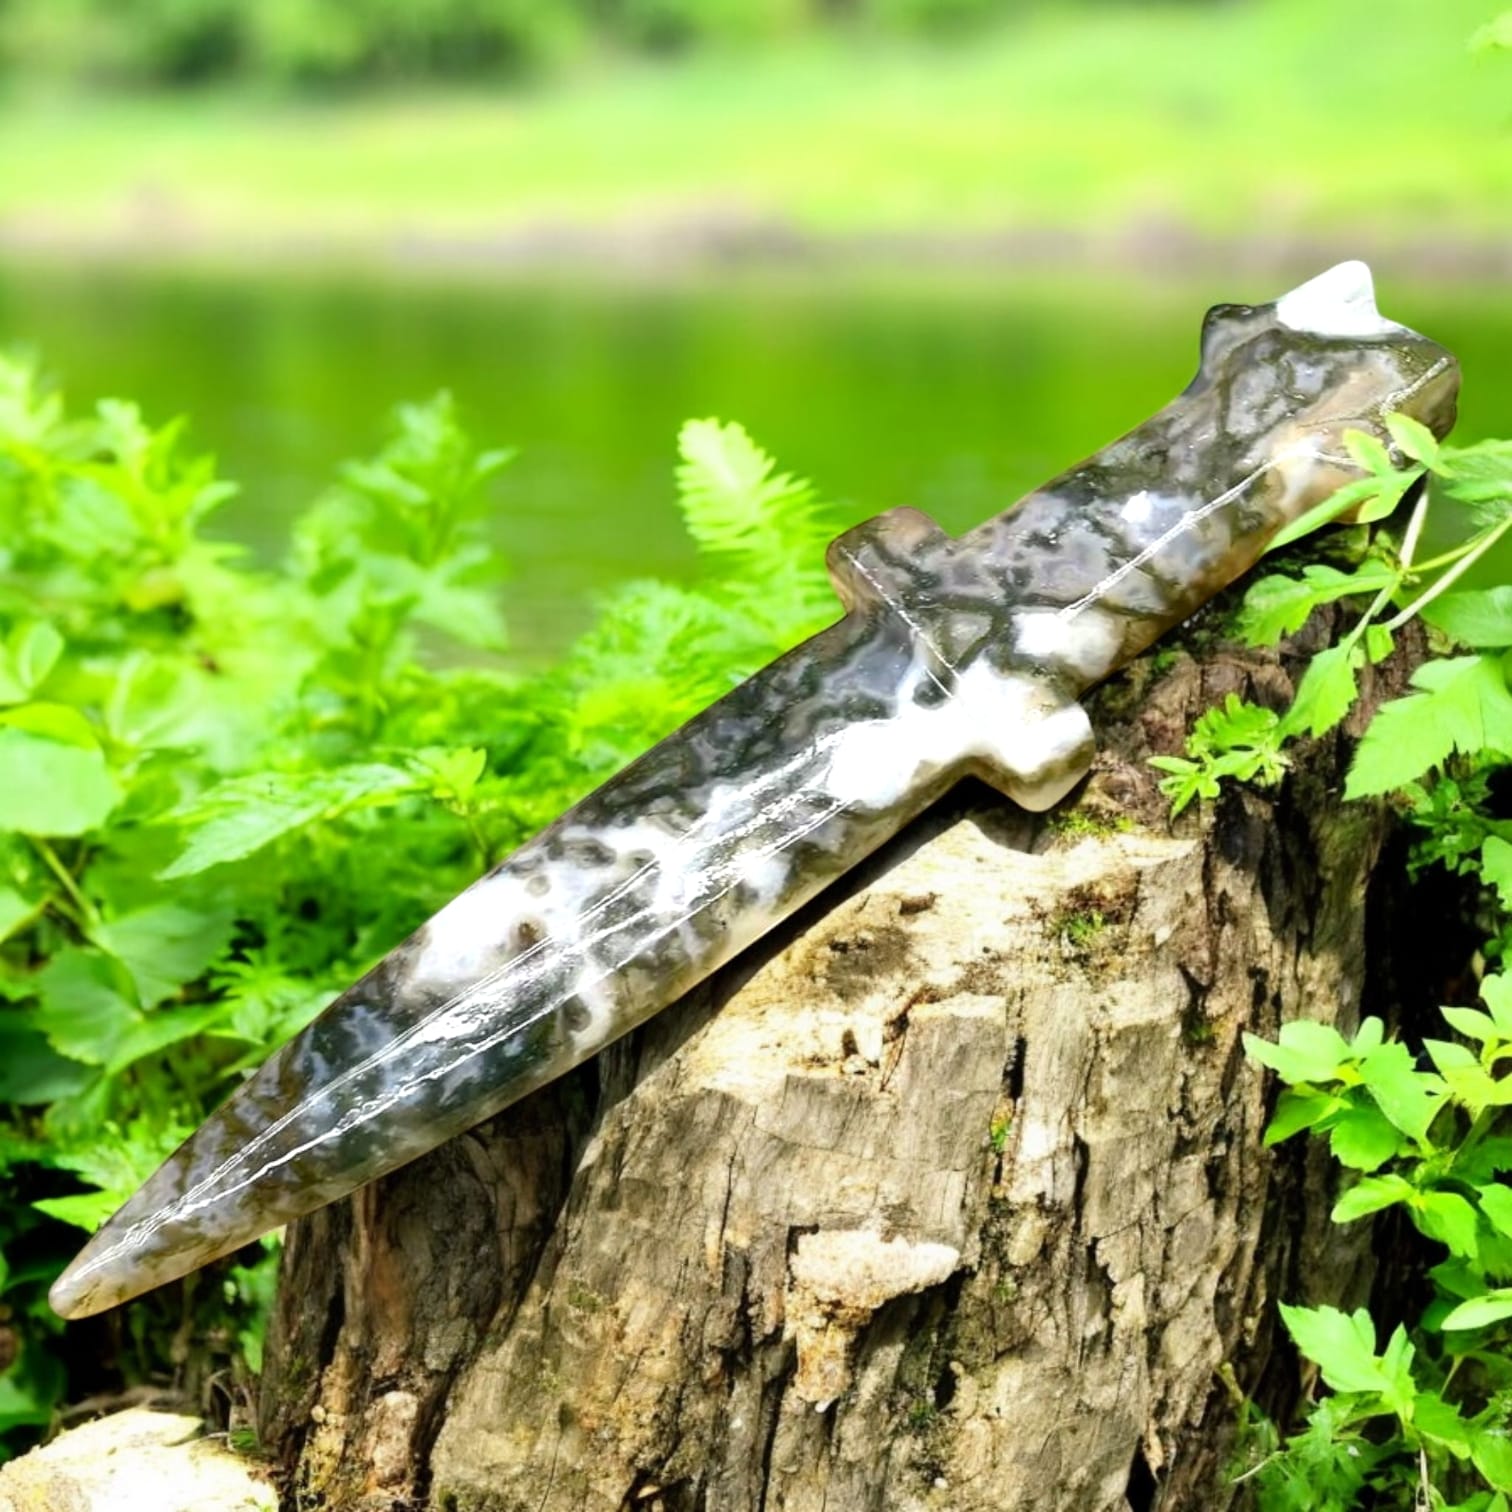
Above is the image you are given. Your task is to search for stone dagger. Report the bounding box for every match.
[50,262,1459,1320]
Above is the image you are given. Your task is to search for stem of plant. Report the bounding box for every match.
[1397,484,1433,574]
[1410,527,1504,575]
[28,836,98,931]
[1308,489,1435,670]
[460,810,491,870]
[1384,515,1512,634]
[1456,1105,1497,1167]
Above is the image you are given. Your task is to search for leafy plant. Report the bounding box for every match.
[0,0,1025,86]
[1157,412,1512,1504]
[1235,1002,1512,1508]
[1152,418,1512,824]
[0,353,839,1460]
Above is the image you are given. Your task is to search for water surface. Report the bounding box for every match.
[1,265,1505,660]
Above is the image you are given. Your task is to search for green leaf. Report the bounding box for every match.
[1346,697,1456,798]
[1441,1005,1499,1043]
[51,1119,189,1201]
[1415,1190,1481,1259]
[29,950,221,1075]
[34,946,221,1076]
[1364,624,1394,664]
[93,902,236,1008]
[30,949,137,1065]
[100,1004,226,1078]
[1347,655,1512,799]
[0,1370,57,1434]
[412,745,488,803]
[1456,1136,1512,1185]
[1267,479,1383,552]
[1232,574,1326,648]
[0,702,100,748]
[0,727,122,837]
[1234,565,1398,649]
[1431,1258,1488,1301]
[1475,1430,1512,1493]
[1327,1101,1403,1172]
[1386,413,1442,468]
[1344,429,1397,476]
[1414,1389,1474,1457]
[1427,1034,1499,1094]
[0,621,64,705]
[1332,1172,1415,1223]
[1244,1020,1351,1084]
[1438,435,1512,483]
[1424,1037,1506,1116]
[1279,644,1357,740]
[159,762,416,879]
[1192,697,1283,759]
[1269,445,1421,552]
[1484,837,1512,910]
[1485,975,1512,1038]
[32,1191,120,1233]
[1265,1085,1343,1144]
[0,885,37,943]
[1150,756,1212,816]
[0,1021,92,1104]
[1149,691,1294,812]
[104,654,209,753]
[1378,1321,1416,1405]
[1358,1040,1445,1143]
[1279,1303,1413,1408]
[1478,1183,1512,1239]
[1425,588,1512,648]
[677,419,823,569]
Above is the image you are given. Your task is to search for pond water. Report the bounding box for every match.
[1,264,1507,661]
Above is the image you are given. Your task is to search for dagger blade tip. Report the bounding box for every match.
[48,1253,107,1321]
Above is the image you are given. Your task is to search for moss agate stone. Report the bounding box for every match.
[51,262,1460,1319]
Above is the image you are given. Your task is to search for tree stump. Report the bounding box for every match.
[258,617,1426,1512]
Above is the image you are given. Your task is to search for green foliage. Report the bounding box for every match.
[1237,993,1512,1507]
[1205,415,1512,1506]
[0,0,1036,86]
[1263,422,1430,554]
[1149,695,1286,815]
[1347,656,1512,802]
[1153,423,1512,839]
[0,355,838,1459]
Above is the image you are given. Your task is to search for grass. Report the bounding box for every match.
[0,0,1507,262]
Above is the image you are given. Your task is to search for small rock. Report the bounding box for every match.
[0,1409,275,1512]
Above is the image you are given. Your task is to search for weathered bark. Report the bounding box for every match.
[258,616,1427,1512]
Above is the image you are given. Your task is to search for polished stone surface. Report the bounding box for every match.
[51,262,1459,1319]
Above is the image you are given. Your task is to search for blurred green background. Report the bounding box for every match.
[0,0,1507,658]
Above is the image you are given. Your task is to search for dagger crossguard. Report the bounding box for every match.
[824,507,1097,810]
[51,261,1460,1319]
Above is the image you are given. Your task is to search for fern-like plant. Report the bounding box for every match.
[0,357,851,1460]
